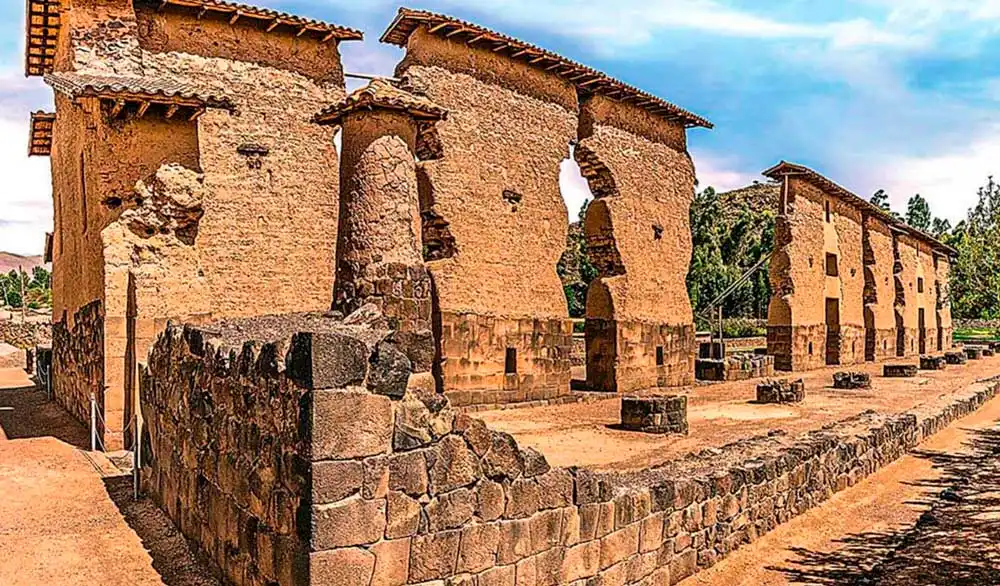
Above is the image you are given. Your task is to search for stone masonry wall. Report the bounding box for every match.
[579,93,696,391]
[141,312,1000,586]
[399,29,576,403]
[896,233,920,357]
[52,300,105,442]
[0,319,52,350]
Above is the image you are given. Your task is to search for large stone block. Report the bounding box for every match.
[312,496,386,549]
[287,332,370,390]
[313,390,393,460]
[310,547,375,586]
[621,396,688,434]
[755,379,805,403]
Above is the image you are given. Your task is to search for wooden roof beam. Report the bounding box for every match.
[492,42,509,52]
[165,104,178,119]
[266,19,279,32]
[428,22,451,34]
[229,11,241,25]
[445,26,467,37]
[136,100,150,118]
[109,98,125,118]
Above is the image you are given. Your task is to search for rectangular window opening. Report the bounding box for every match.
[917,277,924,293]
[825,200,831,222]
[655,346,664,366]
[825,253,839,277]
[504,347,517,375]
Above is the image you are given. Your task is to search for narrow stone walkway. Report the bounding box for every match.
[680,380,1000,586]
[0,367,219,586]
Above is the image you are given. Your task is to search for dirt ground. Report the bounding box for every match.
[678,378,1000,586]
[0,367,219,586]
[479,356,1000,470]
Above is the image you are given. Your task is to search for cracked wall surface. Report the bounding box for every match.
[579,94,696,391]
[45,0,346,449]
[396,28,576,405]
[862,215,898,360]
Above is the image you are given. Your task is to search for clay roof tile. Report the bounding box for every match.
[314,78,447,125]
[44,72,236,109]
[380,7,712,129]
[145,0,363,41]
[762,161,957,256]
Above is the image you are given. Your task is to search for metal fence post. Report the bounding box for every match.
[90,393,97,452]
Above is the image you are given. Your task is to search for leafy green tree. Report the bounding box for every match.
[931,217,952,240]
[557,199,597,318]
[905,194,932,231]
[949,177,1000,319]
[870,189,902,221]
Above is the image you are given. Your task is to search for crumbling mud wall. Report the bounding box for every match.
[579,94,696,391]
[862,215,898,360]
[914,241,938,354]
[767,176,832,371]
[52,301,104,437]
[830,192,865,365]
[141,313,1000,586]
[896,233,920,357]
[935,254,954,350]
[396,29,576,405]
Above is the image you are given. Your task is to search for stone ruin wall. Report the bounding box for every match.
[936,255,954,349]
[767,176,832,371]
[579,94,696,391]
[827,187,866,366]
[46,0,345,448]
[139,314,1000,586]
[0,319,52,350]
[862,215,898,360]
[51,300,104,436]
[398,29,577,406]
[914,240,939,353]
[895,233,920,357]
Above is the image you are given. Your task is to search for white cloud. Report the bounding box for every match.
[0,116,52,256]
[560,149,593,221]
[876,129,1000,224]
[693,150,757,193]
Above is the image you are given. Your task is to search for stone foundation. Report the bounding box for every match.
[920,356,946,370]
[832,371,871,389]
[620,396,688,434]
[946,351,968,365]
[440,312,574,408]
[139,313,1000,586]
[0,319,52,349]
[884,364,918,377]
[52,301,108,445]
[585,320,694,392]
[695,354,774,382]
[965,347,984,360]
[755,379,806,403]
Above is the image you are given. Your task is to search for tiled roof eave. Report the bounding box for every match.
[380,8,711,130]
[148,0,362,41]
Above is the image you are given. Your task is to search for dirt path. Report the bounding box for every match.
[0,368,219,586]
[679,384,1000,586]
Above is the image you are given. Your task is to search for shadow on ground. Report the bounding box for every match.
[102,476,222,586]
[0,381,90,448]
[771,425,1000,585]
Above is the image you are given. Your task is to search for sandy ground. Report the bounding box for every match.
[479,356,1000,470]
[0,367,219,586]
[678,378,1000,586]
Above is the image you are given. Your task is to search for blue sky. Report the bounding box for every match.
[4,0,1000,255]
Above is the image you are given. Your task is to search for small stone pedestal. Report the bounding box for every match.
[833,371,871,389]
[920,356,946,370]
[945,351,968,365]
[965,347,984,360]
[884,364,918,377]
[982,347,995,357]
[621,396,688,434]
[756,379,805,403]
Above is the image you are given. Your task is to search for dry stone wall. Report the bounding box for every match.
[0,319,52,349]
[140,312,1000,586]
[398,29,576,405]
[52,301,105,441]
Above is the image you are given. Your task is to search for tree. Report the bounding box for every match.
[906,194,932,231]
[557,199,597,318]
[931,217,952,239]
[870,189,902,221]
[949,177,1000,319]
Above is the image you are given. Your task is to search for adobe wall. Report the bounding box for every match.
[935,255,954,349]
[895,233,920,357]
[333,110,433,343]
[579,93,696,391]
[862,215,898,360]
[768,176,864,371]
[397,29,575,405]
[915,241,938,354]
[140,313,1000,586]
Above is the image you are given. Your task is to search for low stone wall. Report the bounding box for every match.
[0,319,52,350]
[140,312,1000,586]
[695,354,774,382]
[52,301,104,442]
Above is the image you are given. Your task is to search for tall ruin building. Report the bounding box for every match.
[25,0,361,449]
[764,162,955,371]
[380,9,711,404]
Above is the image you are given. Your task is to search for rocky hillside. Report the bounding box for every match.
[0,252,46,274]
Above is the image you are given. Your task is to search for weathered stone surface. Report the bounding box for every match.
[425,488,476,531]
[409,530,461,582]
[386,491,421,539]
[368,341,413,399]
[371,538,411,586]
[920,355,946,370]
[884,364,918,378]
[428,435,482,495]
[288,332,370,390]
[312,496,386,549]
[311,547,375,586]
[313,390,393,460]
[756,379,806,403]
[312,460,363,505]
[388,451,428,496]
[621,395,688,434]
[945,351,968,365]
[832,371,871,389]
[456,523,500,573]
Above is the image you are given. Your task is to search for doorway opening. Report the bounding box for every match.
[825,298,840,366]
